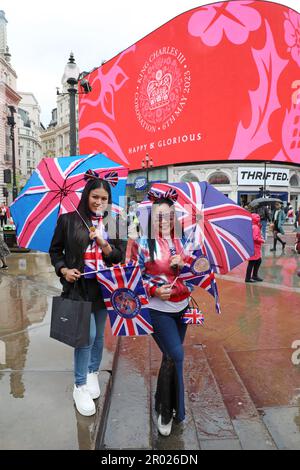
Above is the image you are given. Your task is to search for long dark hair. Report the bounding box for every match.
[147,198,183,262]
[71,178,113,260]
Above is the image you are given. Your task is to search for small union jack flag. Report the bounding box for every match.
[181,308,205,325]
[97,264,153,336]
[180,249,221,314]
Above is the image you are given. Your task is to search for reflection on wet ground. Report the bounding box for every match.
[0,252,118,449]
[0,245,299,449]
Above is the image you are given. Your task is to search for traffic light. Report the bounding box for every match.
[3,169,11,184]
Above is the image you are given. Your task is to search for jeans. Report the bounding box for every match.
[149,307,187,423]
[261,220,267,240]
[74,308,107,386]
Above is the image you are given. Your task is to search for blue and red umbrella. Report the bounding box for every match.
[10,153,128,252]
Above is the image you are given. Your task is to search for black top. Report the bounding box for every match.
[49,211,126,309]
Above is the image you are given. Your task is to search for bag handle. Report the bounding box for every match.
[189,295,200,310]
[69,279,89,302]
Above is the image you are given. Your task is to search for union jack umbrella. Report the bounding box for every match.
[139,182,254,275]
[9,153,128,252]
[97,264,153,337]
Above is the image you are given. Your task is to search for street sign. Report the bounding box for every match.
[134,176,147,191]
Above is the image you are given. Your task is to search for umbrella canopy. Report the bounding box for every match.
[138,182,254,275]
[10,153,128,252]
[249,197,282,208]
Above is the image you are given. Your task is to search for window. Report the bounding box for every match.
[180,173,199,183]
[208,172,230,185]
[27,150,31,157]
[290,175,299,187]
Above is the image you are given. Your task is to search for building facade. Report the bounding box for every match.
[126,161,300,212]
[17,92,42,187]
[0,10,21,205]
[41,76,79,158]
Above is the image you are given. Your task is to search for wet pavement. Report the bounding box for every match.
[0,252,118,450]
[0,226,299,450]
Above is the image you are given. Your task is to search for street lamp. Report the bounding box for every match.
[57,52,92,156]
[141,153,153,190]
[62,52,79,156]
[7,105,18,201]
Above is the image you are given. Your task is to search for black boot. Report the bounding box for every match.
[155,356,175,425]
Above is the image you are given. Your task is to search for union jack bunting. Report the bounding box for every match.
[181,308,205,325]
[140,182,254,275]
[97,264,153,336]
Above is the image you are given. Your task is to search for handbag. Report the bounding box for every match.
[50,281,92,348]
[181,296,204,325]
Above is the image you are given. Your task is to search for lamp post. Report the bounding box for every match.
[62,53,80,156]
[7,105,18,201]
[58,53,92,156]
[141,153,153,190]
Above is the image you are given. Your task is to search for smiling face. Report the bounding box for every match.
[153,202,175,237]
[88,187,109,215]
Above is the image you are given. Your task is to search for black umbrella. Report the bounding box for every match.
[249,197,282,208]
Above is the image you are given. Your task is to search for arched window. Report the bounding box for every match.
[208,172,230,185]
[290,175,299,187]
[180,173,199,183]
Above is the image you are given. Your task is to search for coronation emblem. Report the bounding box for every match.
[135,47,191,132]
[191,256,210,275]
[111,288,141,319]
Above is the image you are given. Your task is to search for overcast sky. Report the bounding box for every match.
[1,0,299,125]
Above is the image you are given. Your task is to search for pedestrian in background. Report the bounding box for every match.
[245,213,265,283]
[0,233,10,269]
[256,205,271,240]
[270,202,286,252]
[0,205,5,229]
[49,170,125,417]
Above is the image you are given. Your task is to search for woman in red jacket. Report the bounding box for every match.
[245,213,265,283]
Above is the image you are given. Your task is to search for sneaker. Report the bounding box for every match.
[73,385,96,416]
[252,277,263,282]
[270,248,276,252]
[0,265,8,270]
[86,372,100,399]
[245,279,256,283]
[157,414,173,436]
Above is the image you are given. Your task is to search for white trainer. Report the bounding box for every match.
[86,372,101,399]
[73,385,96,416]
[157,414,173,436]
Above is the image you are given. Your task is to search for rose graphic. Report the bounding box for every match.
[284,10,300,67]
[188,1,261,46]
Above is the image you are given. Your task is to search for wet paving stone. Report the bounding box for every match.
[262,406,300,450]
[103,336,152,450]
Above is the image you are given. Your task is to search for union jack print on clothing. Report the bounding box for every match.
[97,264,153,336]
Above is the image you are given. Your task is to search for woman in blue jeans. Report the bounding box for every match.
[50,170,125,416]
[134,189,194,436]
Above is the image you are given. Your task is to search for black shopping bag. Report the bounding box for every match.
[50,294,92,348]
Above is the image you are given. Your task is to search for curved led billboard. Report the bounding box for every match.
[79,1,300,169]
